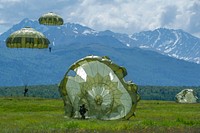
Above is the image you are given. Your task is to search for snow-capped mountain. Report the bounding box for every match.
[112,28,200,64]
[1,19,200,65]
[0,18,125,49]
[0,19,200,86]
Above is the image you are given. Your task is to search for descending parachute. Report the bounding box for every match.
[38,12,64,26]
[5,27,50,86]
[6,27,50,48]
[59,55,140,120]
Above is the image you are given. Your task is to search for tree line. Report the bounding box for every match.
[138,85,200,101]
[0,84,199,101]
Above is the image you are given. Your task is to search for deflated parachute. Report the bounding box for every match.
[6,27,49,48]
[175,89,198,103]
[59,55,140,120]
[38,12,64,26]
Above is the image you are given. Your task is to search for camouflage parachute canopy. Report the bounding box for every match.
[175,89,198,103]
[38,12,64,26]
[6,27,50,48]
[59,55,140,120]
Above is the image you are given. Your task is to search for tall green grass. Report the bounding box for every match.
[0,97,199,132]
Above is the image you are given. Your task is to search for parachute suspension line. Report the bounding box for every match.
[6,27,49,86]
[59,56,140,120]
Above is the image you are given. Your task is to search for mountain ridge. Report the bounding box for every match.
[1,19,200,65]
[121,28,200,64]
[0,19,200,86]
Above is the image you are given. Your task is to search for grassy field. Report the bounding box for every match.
[0,97,200,133]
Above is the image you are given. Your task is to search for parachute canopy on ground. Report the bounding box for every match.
[6,27,50,48]
[59,55,140,120]
[175,89,198,103]
[38,12,64,26]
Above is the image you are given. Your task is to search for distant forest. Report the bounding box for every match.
[0,84,199,102]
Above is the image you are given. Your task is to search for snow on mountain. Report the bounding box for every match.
[0,18,125,49]
[97,28,200,64]
[1,19,200,86]
[125,28,200,64]
[96,28,200,64]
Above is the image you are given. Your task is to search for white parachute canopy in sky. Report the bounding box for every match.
[59,55,140,120]
[175,89,198,103]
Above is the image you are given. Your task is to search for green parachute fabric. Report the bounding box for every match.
[59,55,140,120]
[6,27,49,48]
[175,89,198,103]
[38,12,64,26]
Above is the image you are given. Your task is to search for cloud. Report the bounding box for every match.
[160,5,178,27]
[0,0,200,37]
[0,0,70,33]
[66,0,150,33]
[187,1,200,36]
[65,0,200,36]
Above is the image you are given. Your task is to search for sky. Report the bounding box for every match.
[0,0,200,37]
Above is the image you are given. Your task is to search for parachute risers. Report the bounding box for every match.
[59,55,140,120]
[38,12,64,26]
[6,27,49,49]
